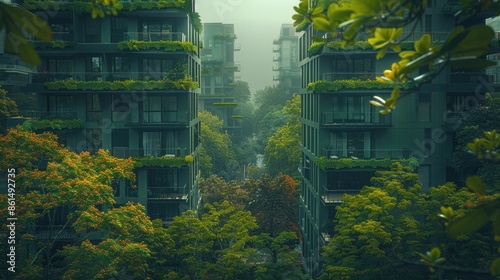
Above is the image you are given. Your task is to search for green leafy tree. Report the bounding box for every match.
[254,86,292,119]
[233,80,252,103]
[453,96,500,190]
[253,231,306,280]
[199,111,238,179]
[264,95,301,179]
[166,201,258,280]
[256,109,288,152]
[320,163,429,279]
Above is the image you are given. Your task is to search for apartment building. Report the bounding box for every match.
[298,1,499,277]
[22,0,202,225]
[273,23,301,94]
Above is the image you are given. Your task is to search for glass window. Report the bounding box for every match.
[143,132,162,156]
[86,94,102,122]
[112,94,130,122]
[111,18,128,42]
[418,93,431,122]
[86,129,102,151]
[143,96,162,123]
[85,18,101,43]
[48,96,73,113]
[48,59,73,73]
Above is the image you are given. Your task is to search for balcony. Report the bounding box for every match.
[118,32,186,42]
[322,72,377,81]
[321,112,391,127]
[17,111,78,120]
[449,72,496,84]
[399,32,450,41]
[148,185,188,201]
[320,186,359,204]
[32,71,187,83]
[111,147,188,158]
[322,148,413,160]
[442,0,460,15]
[234,43,241,51]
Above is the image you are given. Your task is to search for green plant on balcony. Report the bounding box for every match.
[31,40,75,49]
[323,40,445,53]
[44,77,199,91]
[316,156,418,170]
[21,119,84,131]
[307,80,405,92]
[117,40,197,53]
[212,102,238,107]
[134,154,193,168]
[308,41,326,57]
[23,0,202,32]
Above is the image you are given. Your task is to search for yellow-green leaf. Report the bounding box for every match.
[491,258,500,276]
[415,34,431,53]
[447,206,489,236]
[465,175,486,195]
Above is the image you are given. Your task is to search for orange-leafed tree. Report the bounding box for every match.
[245,173,299,238]
[199,175,250,212]
[0,127,155,279]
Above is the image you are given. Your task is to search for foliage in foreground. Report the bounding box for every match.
[320,163,498,279]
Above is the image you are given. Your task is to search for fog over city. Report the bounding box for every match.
[195,0,295,93]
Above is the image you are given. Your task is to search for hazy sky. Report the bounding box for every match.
[195,0,296,93]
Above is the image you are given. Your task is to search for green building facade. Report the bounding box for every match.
[22,0,202,225]
[298,1,499,277]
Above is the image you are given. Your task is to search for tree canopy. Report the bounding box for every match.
[199,110,238,179]
[264,95,301,179]
[0,127,156,279]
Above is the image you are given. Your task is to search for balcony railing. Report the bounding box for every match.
[322,111,391,126]
[320,185,360,204]
[322,148,413,159]
[31,71,186,83]
[111,147,187,158]
[120,32,186,42]
[30,31,73,42]
[322,72,377,81]
[450,72,496,84]
[17,111,77,120]
[399,32,450,41]
[148,185,188,200]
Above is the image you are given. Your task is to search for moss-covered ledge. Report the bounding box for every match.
[44,78,199,91]
[21,119,84,131]
[316,157,419,170]
[134,155,194,168]
[212,102,238,107]
[117,40,197,53]
[31,41,75,49]
[307,80,406,92]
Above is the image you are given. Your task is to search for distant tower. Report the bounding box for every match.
[200,23,242,143]
[273,24,301,94]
